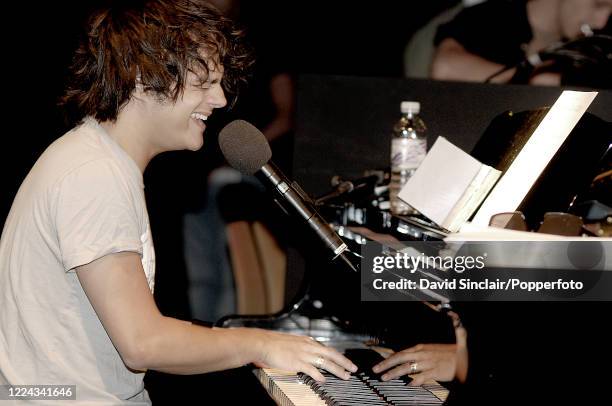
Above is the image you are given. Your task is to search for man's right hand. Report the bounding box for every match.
[246,328,357,382]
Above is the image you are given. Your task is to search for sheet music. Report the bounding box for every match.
[398,136,499,231]
[471,90,598,227]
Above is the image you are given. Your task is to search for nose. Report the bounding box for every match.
[208,84,227,109]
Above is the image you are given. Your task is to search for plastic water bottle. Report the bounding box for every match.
[389,101,427,215]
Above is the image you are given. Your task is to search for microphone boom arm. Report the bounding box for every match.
[259,162,349,258]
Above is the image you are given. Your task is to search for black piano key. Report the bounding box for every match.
[344,348,386,379]
[297,354,444,406]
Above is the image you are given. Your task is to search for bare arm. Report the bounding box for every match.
[76,252,356,380]
[430,38,515,83]
[431,38,561,86]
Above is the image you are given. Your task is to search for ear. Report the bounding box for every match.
[135,73,144,92]
[131,72,149,102]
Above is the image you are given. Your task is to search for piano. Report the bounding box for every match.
[255,346,448,406]
[255,368,448,406]
[214,78,612,405]
[223,306,452,406]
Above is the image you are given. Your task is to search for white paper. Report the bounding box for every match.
[398,136,490,229]
[471,91,598,227]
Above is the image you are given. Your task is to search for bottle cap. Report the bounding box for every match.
[400,101,420,114]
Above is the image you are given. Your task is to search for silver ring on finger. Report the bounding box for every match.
[410,361,418,374]
[314,356,325,369]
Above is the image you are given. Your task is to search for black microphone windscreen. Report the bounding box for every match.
[218,120,272,175]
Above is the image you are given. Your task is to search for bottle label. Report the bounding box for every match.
[391,138,427,170]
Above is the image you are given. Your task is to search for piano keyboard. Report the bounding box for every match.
[254,368,448,406]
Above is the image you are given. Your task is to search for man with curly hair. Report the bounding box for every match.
[0,1,356,404]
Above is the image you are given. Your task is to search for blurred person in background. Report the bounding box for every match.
[430,0,612,86]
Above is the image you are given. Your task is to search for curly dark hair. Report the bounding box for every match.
[59,0,253,125]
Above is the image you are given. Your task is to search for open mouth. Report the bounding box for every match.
[191,112,209,127]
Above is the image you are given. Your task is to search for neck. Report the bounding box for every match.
[99,109,159,173]
[527,0,562,51]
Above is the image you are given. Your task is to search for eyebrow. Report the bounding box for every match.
[189,68,224,85]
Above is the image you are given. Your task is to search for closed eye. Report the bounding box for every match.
[193,79,221,89]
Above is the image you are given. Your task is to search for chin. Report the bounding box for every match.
[186,135,204,151]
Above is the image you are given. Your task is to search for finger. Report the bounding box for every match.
[319,359,352,380]
[381,359,434,381]
[372,353,405,373]
[408,371,433,387]
[373,350,427,373]
[455,325,468,347]
[320,347,358,373]
[447,310,462,329]
[253,361,270,368]
[400,343,425,353]
[380,362,415,381]
[420,343,455,351]
[409,360,433,375]
[302,364,326,383]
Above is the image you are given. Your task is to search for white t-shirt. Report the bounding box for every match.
[0,118,155,405]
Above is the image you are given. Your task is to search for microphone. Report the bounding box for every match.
[314,174,384,205]
[218,120,357,271]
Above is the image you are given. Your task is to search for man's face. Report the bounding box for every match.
[559,0,612,39]
[140,65,227,153]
